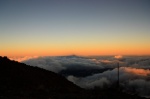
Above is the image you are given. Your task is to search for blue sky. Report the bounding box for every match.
[0,0,150,56]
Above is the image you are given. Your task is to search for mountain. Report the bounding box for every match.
[0,56,82,99]
[0,56,148,99]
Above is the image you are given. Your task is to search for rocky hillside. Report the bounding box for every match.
[0,56,82,99]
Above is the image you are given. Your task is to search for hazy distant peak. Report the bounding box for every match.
[60,55,83,58]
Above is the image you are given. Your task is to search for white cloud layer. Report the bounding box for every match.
[20,55,150,97]
[22,55,105,73]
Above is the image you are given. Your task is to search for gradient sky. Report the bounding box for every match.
[0,0,150,57]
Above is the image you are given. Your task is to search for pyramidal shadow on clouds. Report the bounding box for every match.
[0,56,148,99]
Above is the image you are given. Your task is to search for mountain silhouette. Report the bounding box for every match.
[0,56,148,99]
[0,56,82,99]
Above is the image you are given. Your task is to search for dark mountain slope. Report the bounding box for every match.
[0,56,82,99]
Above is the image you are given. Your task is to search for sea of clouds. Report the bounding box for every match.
[13,55,150,97]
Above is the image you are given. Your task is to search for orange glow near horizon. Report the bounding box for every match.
[1,46,150,57]
[0,49,150,56]
[124,67,150,76]
[1,41,150,57]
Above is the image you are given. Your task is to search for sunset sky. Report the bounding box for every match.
[0,0,150,57]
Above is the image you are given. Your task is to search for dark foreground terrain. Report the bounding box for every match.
[0,56,148,99]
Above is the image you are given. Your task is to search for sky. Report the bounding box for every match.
[0,0,150,57]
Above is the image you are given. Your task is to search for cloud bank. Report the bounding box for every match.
[22,55,104,73]
[21,55,150,97]
[67,67,150,97]
[9,56,39,62]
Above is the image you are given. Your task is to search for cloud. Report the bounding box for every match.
[128,79,150,97]
[9,56,39,62]
[21,55,150,77]
[122,56,150,69]
[22,55,104,73]
[67,75,110,89]
[124,67,150,76]
[67,67,150,97]
[21,55,150,97]
[66,67,118,89]
[114,55,123,59]
[22,56,66,73]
